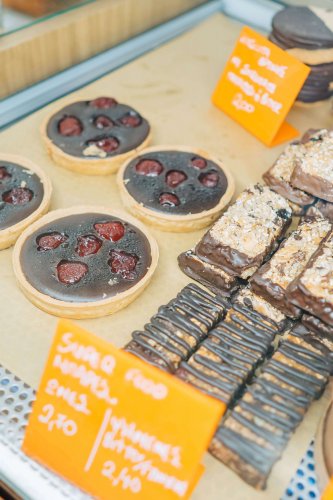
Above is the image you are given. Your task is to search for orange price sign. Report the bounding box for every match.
[322,477,333,500]
[212,26,310,147]
[23,320,224,499]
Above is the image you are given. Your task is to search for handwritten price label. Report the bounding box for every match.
[212,26,310,146]
[322,477,333,500]
[23,320,224,499]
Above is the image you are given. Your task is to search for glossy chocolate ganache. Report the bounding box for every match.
[0,161,44,230]
[46,97,150,158]
[123,150,228,215]
[20,213,152,302]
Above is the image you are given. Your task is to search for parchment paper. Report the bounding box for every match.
[0,13,332,500]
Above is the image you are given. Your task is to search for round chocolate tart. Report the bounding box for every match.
[0,155,52,250]
[12,207,159,318]
[41,97,152,175]
[117,146,235,232]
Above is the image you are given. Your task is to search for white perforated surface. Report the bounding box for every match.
[0,364,89,499]
[282,442,320,500]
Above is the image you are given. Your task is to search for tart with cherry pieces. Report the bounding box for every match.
[41,96,151,175]
[117,146,235,231]
[13,206,159,318]
[0,154,52,250]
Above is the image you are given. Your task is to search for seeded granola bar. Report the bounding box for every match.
[307,198,333,223]
[250,216,332,318]
[287,230,333,326]
[177,249,238,296]
[302,313,333,343]
[233,286,288,331]
[263,142,315,209]
[291,129,333,202]
[195,184,292,279]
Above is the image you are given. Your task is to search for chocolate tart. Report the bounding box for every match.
[12,206,158,318]
[0,154,52,250]
[41,97,152,175]
[117,146,235,232]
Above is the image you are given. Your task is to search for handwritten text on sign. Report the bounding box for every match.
[213,27,310,146]
[23,320,224,499]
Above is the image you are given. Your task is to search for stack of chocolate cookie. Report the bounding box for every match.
[264,129,333,218]
[270,6,333,104]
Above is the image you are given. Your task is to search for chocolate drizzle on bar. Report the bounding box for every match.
[175,304,279,405]
[124,284,228,372]
[0,161,44,231]
[210,325,333,489]
[123,150,228,215]
[46,98,150,158]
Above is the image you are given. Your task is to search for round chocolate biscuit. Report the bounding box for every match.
[117,146,235,232]
[272,7,333,49]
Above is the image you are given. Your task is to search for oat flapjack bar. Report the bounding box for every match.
[291,129,333,202]
[195,184,292,279]
[124,283,228,372]
[250,216,332,318]
[307,198,333,223]
[287,230,333,326]
[177,249,239,296]
[232,286,288,332]
[263,142,315,209]
[175,303,280,406]
[302,313,333,345]
[210,326,333,489]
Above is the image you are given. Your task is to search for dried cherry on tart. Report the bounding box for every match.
[90,97,118,109]
[0,167,12,182]
[94,116,114,129]
[94,221,125,241]
[87,136,119,153]
[165,170,187,188]
[190,157,207,170]
[119,112,142,127]
[199,171,219,188]
[135,159,163,176]
[58,116,83,136]
[75,234,102,257]
[57,260,88,285]
[159,192,180,207]
[2,187,33,205]
[108,249,138,280]
[37,232,68,251]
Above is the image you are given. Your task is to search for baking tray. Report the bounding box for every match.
[0,12,332,500]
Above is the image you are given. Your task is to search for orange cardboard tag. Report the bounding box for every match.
[322,477,333,500]
[23,320,224,499]
[212,26,310,146]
